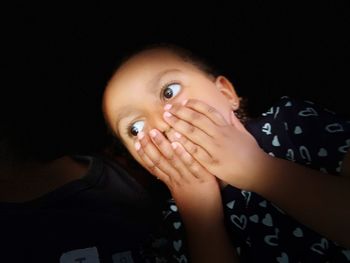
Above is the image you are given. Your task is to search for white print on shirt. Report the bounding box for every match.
[60,247,100,263]
[262,123,272,135]
[230,214,247,230]
[276,252,289,263]
[298,107,318,117]
[262,107,274,116]
[173,240,183,252]
[262,213,273,227]
[325,123,344,133]
[293,227,304,238]
[299,146,311,163]
[286,148,295,161]
[112,251,134,263]
[338,139,350,153]
[293,126,302,134]
[310,238,329,255]
[264,228,280,246]
[272,135,280,147]
[274,106,280,119]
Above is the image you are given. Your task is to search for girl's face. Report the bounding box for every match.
[103,48,239,166]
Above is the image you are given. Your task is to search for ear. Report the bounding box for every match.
[215,76,240,110]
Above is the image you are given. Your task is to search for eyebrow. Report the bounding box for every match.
[114,69,182,134]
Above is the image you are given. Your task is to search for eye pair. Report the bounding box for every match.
[129,83,181,137]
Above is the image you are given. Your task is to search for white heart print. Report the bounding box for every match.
[173,240,182,251]
[230,214,247,230]
[264,228,279,246]
[276,252,289,263]
[262,213,273,227]
[226,200,235,209]
[286,149,295,161]
[298,107,318,117]
[293,227,303,237]
[262,123,272,135]
[299,146,311,163]
[318,148,328,157]
[294,126,302,134]
[338,139,350,153]
[311,238,329,255]
[272,135,280,147]
[249,214,259,223]
[325,123,344,133]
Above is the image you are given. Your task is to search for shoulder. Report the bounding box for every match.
[259,96,350,128]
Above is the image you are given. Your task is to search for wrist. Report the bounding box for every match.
[248,152,277,193]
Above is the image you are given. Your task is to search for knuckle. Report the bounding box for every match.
[152,157,161,167]
[190,111,199,120]
[166,152,176,161]
[207,105,216,113]
[190,163,200,174]
[185,124,195,134]
[187,98,197,106]
[190,144,198,155]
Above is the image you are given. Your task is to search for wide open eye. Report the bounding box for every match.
[162,83,181,100]
[129,120,145,136]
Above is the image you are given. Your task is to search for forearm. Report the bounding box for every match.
[185,218,239,263]
[252,155,350,248]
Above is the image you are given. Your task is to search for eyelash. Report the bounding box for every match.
[160,81,179,101]
[125,81,181,138]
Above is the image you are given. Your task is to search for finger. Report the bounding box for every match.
[163,111,211,148]
[137,131,182,183]
[134,140,170,185]
[149,129,174,160]
[149,129,198,180]
[172,142,215,181]
[167,128,213,164]
[165,103,219,137]
[182,99,228,126]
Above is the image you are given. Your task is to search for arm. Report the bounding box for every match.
[163,99,350,248]
[135,129,238,262]
[252,151,350,248]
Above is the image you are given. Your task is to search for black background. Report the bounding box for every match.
[2,2,349,157]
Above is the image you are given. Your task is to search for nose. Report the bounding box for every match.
[148,109,171,139]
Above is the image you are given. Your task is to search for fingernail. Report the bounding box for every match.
[164,112,172,118]
[134,141,141,151]
[174,132,181,139]
[149,129,157,138]
[171,142,178,149]
[164,104,172,110]
[182,99,188,106]
[137,131,144,140]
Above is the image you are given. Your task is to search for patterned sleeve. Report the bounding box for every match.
[255,96,350,174]
[140,199,189,263]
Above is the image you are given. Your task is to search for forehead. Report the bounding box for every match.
[112,49,192,81]
[105,49,202,98]
[103,50,186,121]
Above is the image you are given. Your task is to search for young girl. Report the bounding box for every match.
[102,43,350,262]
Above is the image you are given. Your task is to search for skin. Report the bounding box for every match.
[103,48,239,262]
[163,99,350,248]
[103,47,350,260]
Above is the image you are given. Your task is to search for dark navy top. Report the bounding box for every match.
[144,96,350,263]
